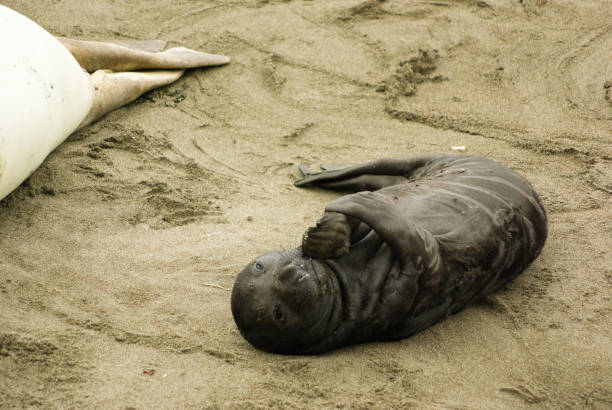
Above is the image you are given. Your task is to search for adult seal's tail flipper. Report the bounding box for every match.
[0,5,230,202]
[0,5,94,201]
[76,69,186,130]
[103,39,168,53]
[61,38,231,130]
[57,37,230,73]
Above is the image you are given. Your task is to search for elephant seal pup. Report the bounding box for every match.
[231,154,548,354]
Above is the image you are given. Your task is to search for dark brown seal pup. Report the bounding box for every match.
[231,155,548,354]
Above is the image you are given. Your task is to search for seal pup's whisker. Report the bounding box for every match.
[202,283,231,292]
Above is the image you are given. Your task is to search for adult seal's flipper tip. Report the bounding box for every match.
[108,39,168,53]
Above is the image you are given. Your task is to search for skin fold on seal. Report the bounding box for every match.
[231,154,548,354]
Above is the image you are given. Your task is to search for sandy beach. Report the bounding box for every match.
[1,0,610,408]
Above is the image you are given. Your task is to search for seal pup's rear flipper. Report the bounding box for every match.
[295,155,441,192]
[298,163,346,177]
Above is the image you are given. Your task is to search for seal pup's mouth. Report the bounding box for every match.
[305,257,320,286]
[291,259,311,283]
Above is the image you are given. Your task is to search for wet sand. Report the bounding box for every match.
[1,0,610,408]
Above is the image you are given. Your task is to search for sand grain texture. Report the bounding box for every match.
[1,0,610,408]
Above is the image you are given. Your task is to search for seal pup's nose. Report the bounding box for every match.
[275,262,309,289]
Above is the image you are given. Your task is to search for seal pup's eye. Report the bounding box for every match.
[272,305,284,322]
[253,262,264,273]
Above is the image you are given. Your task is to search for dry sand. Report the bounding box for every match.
[1,0,611,408]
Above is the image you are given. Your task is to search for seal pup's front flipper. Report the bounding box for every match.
[295,155,441,192]
[302,212,353,259]
[57,37,230,72]
[324,191,443,319]
[326,191,441,276]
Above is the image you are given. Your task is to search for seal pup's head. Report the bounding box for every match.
[231,249,336,354]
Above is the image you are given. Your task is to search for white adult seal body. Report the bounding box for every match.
[0,5,93,200]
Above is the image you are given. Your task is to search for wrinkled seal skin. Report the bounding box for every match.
[231,155,548,354]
